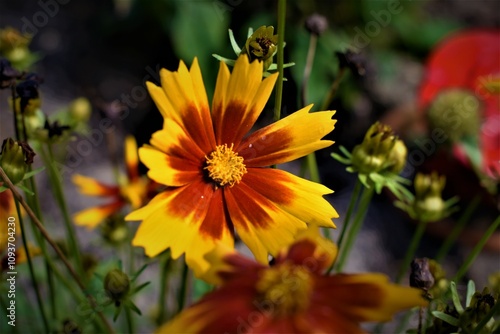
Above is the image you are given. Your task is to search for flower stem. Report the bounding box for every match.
[157,251,172,325]
[42,143,84,276]
[326,178,362,274]
[300,33,317,108]
[273,0,286,122]
[320,67,346,111]
[13,197,50,333]
[125,306,134,334]
[176,261,190,315]
[453,215,500,283]
[396,221,428,284]
[435,195,480,262]
[335,186,374,272]
[0,167,115,334]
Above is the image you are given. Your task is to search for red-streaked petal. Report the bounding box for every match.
[212,56,278,145]
[72,174,120,197]
[224,181,308,263]
[159,59,216,152]
[128,180,234,275]
[124,135,139,182]
[313,273,427,323]
[73,201,124,229]
[242,168,338,228]
[238,105,336,167]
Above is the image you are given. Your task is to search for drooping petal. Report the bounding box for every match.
[73,201,124,229]
[72,174,120,197]
[224,180,308,263]
[124,135,139,182]
[238,105,336,167]
[128,180,234,275]
[212,56,278,145]
[242,168,338,228]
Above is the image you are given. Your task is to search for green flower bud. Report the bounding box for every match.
[351,122,398,174]
[413,172,446,222]
[461,287,496,328]
[101,216,129,245]
[428,259,449,299]
[69,97,92,123]
[488,272,500,295]
[0,27,32,66]
[104,269,130,305]
[427,89,481,142]
[386,139,407,174]
[0,138,34,184]
[241,26,278,71]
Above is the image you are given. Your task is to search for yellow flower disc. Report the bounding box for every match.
[205,144,247,187]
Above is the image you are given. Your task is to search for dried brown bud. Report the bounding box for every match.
[410,258,435,292]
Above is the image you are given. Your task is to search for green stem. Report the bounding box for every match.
[300,33,317,108]
[435,195,481,262]
[320,67,346,111]
[176,261,190,315]
[453,215,500,283]
[335,186,374,272]
[157,252,172,325]
[306,153,320,182]
[326,178,362,274]
[396,221,428,284]
[125,306,134,334]
[13,197,50,333]
[24,168,57,319]
[337,179,362,248]
[42,144,84,276]
[0,167,115,334]
[472,296,500,334]
[273,0,286,122]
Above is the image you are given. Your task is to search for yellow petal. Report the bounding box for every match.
[72,174,118,197]
[124,135,139,181]
[238,105,336,167]
[73,202,123,229]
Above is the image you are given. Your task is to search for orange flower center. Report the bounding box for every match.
[255,263,312,317]
[205,144,247,187]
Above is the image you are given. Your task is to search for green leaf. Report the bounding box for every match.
[132,281,151,295]
[432,311,460,327]
[331,152,351,165]
[125,300,142,316]
[228,29,242,55]
[450,281,464,313]
[0,186,8,193]
[466,280,476,307]
[113,304,123,322]
[131,263,149,282]
[193,277,214,302]
[22,167,45,180]
[212,54,236,66]
[18,184,34,196]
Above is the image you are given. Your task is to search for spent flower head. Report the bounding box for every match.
[305,13,328,36]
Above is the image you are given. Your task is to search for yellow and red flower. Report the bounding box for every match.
[158,228,427,333]
[72,136,152,228]
[126,55,338,274]
[0,187,20,250]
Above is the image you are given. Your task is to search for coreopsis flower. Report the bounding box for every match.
[0,138,35,185]
[0,187,20,251]
[158,228,427,333]
[419,30,500,179]
[72,136,152,228]
[126,55,338,274]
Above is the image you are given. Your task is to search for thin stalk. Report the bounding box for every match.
[320,67,346,111]
[337,179,362,248]
[396,221,428,284]
[335,186,374,272]
[273,0,286,122]
[13,197,50,333]
[453,215,500,283]
[42,144,84,276]
[326,178,362,274]
[393,307,418,334]
[435,195,481,261]
[0,167,115,334]
[125,306,134,334]
[176,261,190,315]
[300,33,318,107]
[157,252,172,325]
[23,165,57,319]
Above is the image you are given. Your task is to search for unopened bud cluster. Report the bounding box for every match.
[351,122,407,175]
